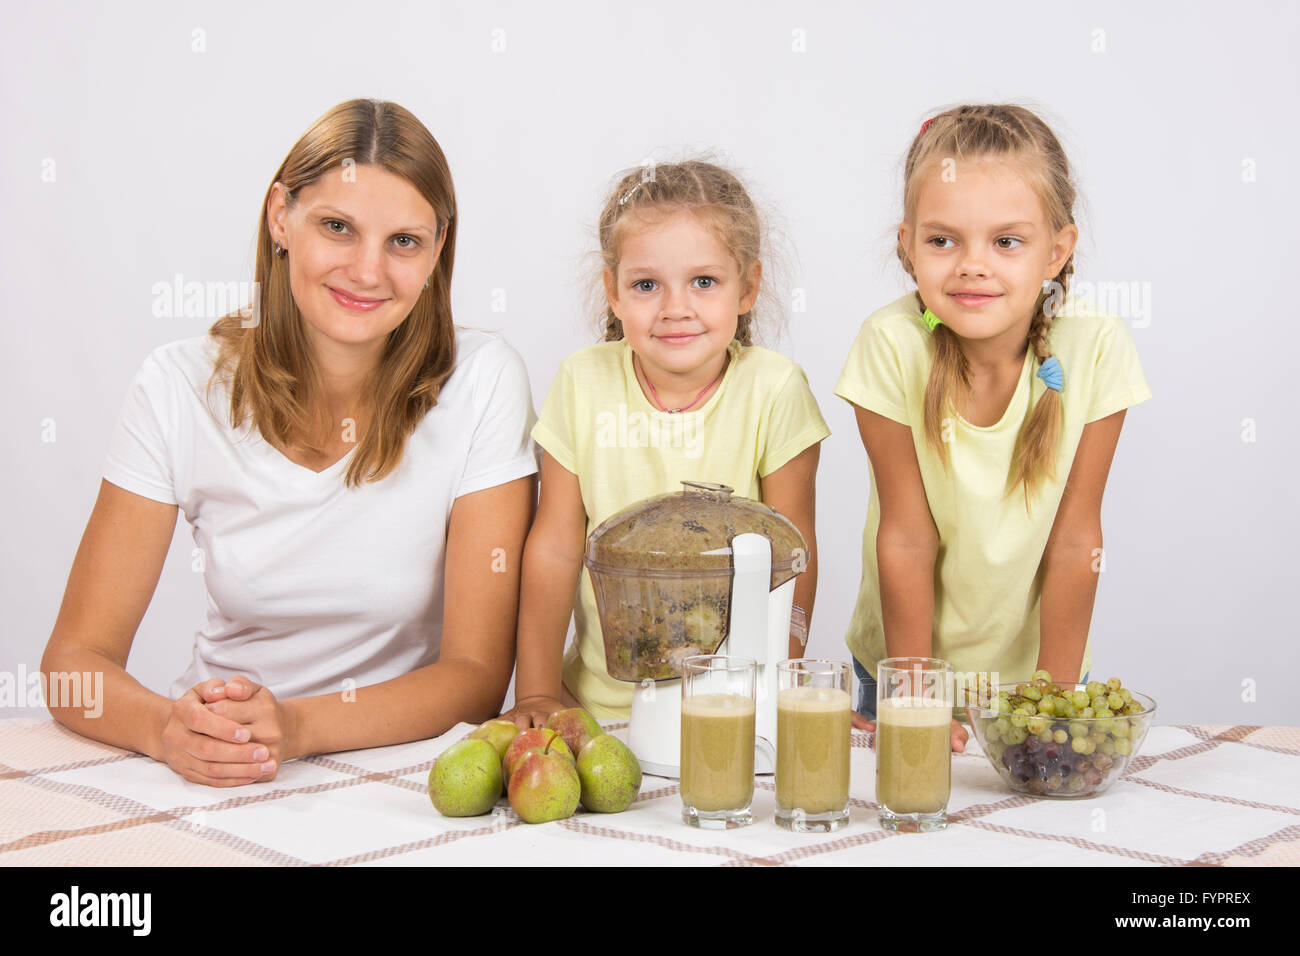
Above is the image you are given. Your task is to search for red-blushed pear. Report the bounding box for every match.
[545,708,604,757]
[576,734,643,813]
[508,739,581,824]
[502,727,574,783]
[428,738,502,817]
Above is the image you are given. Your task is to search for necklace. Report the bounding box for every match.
[636,352,729,413]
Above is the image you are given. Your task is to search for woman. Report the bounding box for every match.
[41,99,537,787]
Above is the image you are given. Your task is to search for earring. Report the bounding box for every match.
[274,241,286,259]
[424,277,430,290]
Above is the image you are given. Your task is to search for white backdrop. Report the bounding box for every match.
[2,1,1296,726]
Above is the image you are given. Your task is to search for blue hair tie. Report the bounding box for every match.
[1037,355,1063,392]
[922,308,943,333]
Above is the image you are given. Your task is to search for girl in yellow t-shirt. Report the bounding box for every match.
[836,105,1150,750]
[505,160,830,725]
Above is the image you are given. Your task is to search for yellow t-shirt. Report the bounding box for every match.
[834,293,1152,685]
[533,338,831,718]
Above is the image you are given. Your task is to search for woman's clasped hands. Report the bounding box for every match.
[158,676,297,787]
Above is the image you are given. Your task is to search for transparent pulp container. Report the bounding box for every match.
[584,481,807,682]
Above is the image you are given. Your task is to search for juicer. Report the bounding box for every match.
[584,481,807,777]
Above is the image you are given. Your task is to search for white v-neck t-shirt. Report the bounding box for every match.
[103,328,539,701]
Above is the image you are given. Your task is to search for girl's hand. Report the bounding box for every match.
[159,678,274,787]
[203,675,293,781]
[853,713,970,753]
[501,695,567,730]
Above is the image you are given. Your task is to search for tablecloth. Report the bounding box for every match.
[2,719,1296,866]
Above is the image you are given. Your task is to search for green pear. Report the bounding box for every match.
[428,738,502,817]
[545,708,604,757]
[508,741,581,824]
[468,719,521,760]
[576,734,642,813]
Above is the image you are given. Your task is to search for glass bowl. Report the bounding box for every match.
[964,681,1157,798]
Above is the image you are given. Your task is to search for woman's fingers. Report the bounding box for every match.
[950,719,969,753]
[177,690,250,743]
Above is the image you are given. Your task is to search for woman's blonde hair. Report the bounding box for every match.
[896,104,1076,504]
[208,98,458,489]
[595,159,765,345]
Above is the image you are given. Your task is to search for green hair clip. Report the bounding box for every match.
[922,308,943,333]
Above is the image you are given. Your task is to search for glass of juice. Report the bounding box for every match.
[875,657,953,832]
[680,655,758,829]
[775,659,851,832]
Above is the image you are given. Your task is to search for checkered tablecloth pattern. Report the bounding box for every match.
[2,719,1296,866]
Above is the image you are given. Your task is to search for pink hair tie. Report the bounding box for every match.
[920,118,934,134]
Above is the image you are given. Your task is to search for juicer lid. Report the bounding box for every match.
[585,481,808,589]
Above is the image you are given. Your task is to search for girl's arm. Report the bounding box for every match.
[278,474,536,757]
[759,442,822,658]
[1036,409,1127,684]
[853,406,939,659]
[853,406,965,751]
[42,480,271,785]
[499,451,589,728]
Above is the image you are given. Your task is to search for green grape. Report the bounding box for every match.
[1113,736,1132,756]
[1070,736,1089,754]
[1069,721,1088,738]
[1070,690,1090,709]
[1080,707,1095,719]
[1107,691,1124,710]
[1013,705,1035,717]
[1006,725,1029,745]
[1082,737,1097,755]
[1038,728,1055,743]
[1091,695,1109,711]
[1032,669,1053,683]
[1015,683,1031,697]
[1067,772,1086,791]
[1045,775,1063,792]
[1094,706,1112,719]
[1086,681,1105,698]
[996,696,1011,714]
[1119,688,1133,704]
[1124,702,1144,716]
[1059,700,1078,719]
[1097,718,1115,735]
[1037,697,1056,716]
[1106,677,1122,693]
[1010,715,1028,730]
[1098,738,1116,755]
[1089,730,1107,745]
[994,717,1012,737]
[1053,728,1069,745]
[1022,686,1042,701]
[1027,716,1048,735]
[1111,718,1130,739]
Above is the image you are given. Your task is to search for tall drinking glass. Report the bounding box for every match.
[875,657,953,832]
[776,659,851,832]
[680,655,757,829]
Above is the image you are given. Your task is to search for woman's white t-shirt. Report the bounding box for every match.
[103,328,539,701]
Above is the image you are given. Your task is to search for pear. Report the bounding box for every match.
[503,728,574,783]
[428,738,502,817]
[545,708,604,758]
[468,718,521,760]
[508,740,581,824]
[576,734,642,813]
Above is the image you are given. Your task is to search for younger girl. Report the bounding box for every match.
[507,160,830,724]
[836,105,1150,748]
